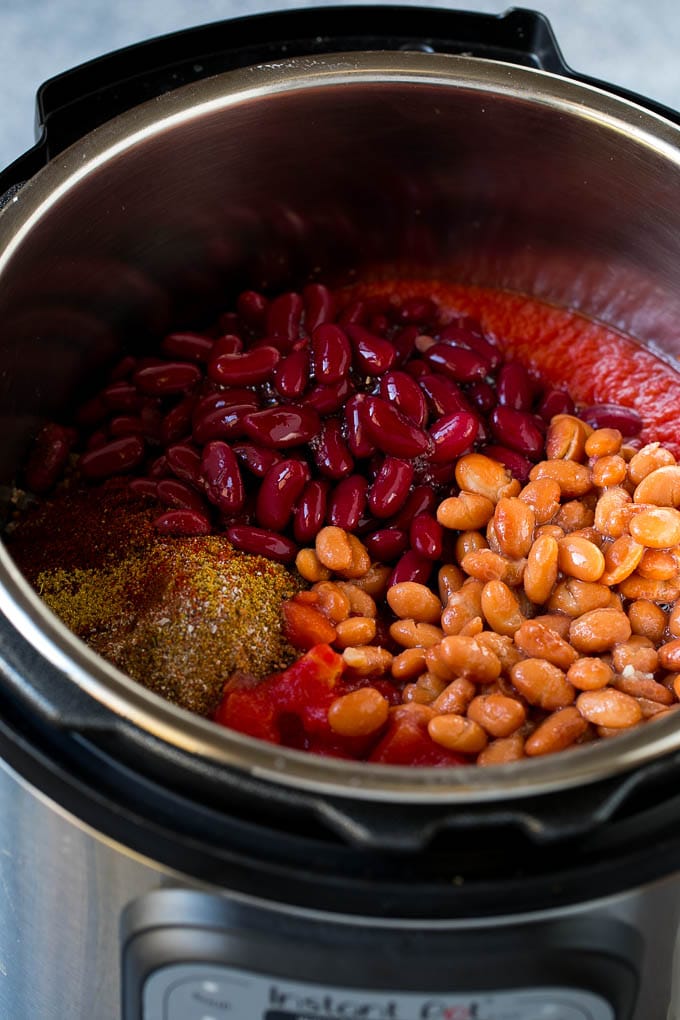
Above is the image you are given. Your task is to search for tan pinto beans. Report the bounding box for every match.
[281,417,680,766]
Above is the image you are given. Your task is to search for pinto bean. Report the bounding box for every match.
[514,619,578,669]
[569,608,631,654]
[524,707,589,756]
[510,659,576,710]
[576,688,643,728]
[467,694,527,737]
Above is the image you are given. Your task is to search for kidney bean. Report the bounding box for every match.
[346,324,397,375]
[327,475,368,531]
[304,376,353,414]
[101,381,141,413]
[237,289,269,330]
[378,370,429,428]
[465,380,495,414]
[161,331,214,362]
[273,347,310,398]
[290,480,328,544]
[303,283,335,332]
[313,420,354,479]
[440,321,501,366]
[230,442,282,478]
[154,509,212,536]
[156,477,207,514]
[227,525,298,563]
[535,387,575,421]
[337,299,366,327]
[265,291,303,342]
[368,457,414,519]
[201,440,245,514]
[360,396,431,459]
[424,342,489,383]
[132,361,201,396]
[496,360,533,411]
[212,334,244,358]
[580,403,643,436]
[79,435,145,479]
[364,529,409,563]
[428,411,478,463]
[387,484,437,531]
[341,395,374,459]
[489,406,545,458]
[159,395,196,445]
[166,442,202,486]
[25,423,74,493]
[193,389,259,420]
[311,323,352,383]
[409,513,444,561]
[209,346,280,386]
[192,403,252,445]
[388,550,434,588]
[128,477,159,500]
[255,459,309,532]
[243,405,321,448]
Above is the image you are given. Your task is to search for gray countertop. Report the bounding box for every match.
[1,0,679,170]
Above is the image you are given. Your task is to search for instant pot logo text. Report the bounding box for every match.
[267,987,480,1019]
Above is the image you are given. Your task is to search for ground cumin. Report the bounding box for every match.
[7,481,302,715]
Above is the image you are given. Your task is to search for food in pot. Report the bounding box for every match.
[7,280,680,764]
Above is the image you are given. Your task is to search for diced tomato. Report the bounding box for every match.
[214,685,280,743]
[368,711,468,767]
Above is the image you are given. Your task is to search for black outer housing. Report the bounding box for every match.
[2,4,680,922]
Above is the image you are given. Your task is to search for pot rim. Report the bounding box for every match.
[3,51,680,804]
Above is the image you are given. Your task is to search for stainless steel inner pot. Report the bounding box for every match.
[2,51,680,803]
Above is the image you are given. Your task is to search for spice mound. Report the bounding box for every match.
[8,483,301,715]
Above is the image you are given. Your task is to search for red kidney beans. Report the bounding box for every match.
[496,360,534,411]
[428,411,479,463]
[226,525,298,563]
[361,396,431,458]
[418,374,474,417]
[154,509,211,536]
[157,478,207,514]
[256,459,309,531]
[212,334,243,357]
[24,423,74,493]
[293,480,329,544]
[365,528,409,562]
[79,436,145,479]
[274,347,310,398]
[388,550,434,588]
[44,281,624,568]
[103,381,141,412]
[161,332,215,362]
[482,443,533,483]
[266,291,304,342]
[311,323,352,383]
[236,290,269,331]
[344,395,376,458]
[192,404,253,445]
[133,361,201,396]
[313,420,354,479]
[409,512,444,560]
[327,475,368,530]
[580,403,643,435]
[303,283,335,333]
[425,343,490,382]
[209,346,280,386]
[166,443,202,485]
[379,370,429,428]
[439,322,501,370]
[304,376,353,414]
[345,325,397,375]
[388,484,438,530]
[243,406,321,448]
[536,387,575,421]
[489,406,545,458]
[201,441,245,514]
[231,443,283,478]
[368,457,415,519]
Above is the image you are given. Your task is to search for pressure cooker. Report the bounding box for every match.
[2,6,680,1019]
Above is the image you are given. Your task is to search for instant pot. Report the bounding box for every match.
[2,7,680,1019]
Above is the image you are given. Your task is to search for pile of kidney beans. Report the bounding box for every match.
[25,282,643,570]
